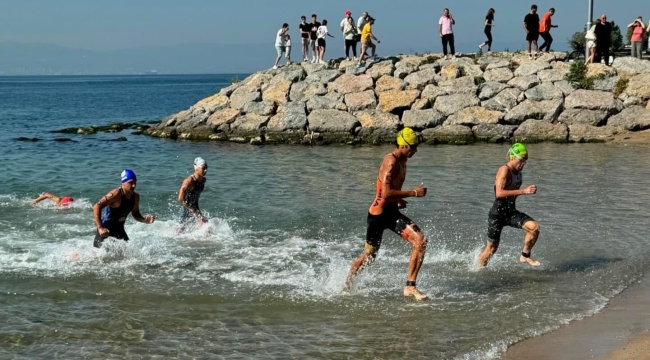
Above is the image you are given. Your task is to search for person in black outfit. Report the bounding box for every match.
[299,16,311,62]
[479,8,495,53]
[309,14,321,63]
[523,5,540,58]
[594,14,612,65]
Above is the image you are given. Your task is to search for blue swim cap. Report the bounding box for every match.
[121,169,137,183]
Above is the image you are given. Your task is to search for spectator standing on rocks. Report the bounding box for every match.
[594,14,612,65]
[439,8,456,59]
[647,20,650,51]
[627,16,645,59]
[284,35,292,64]
[585,19,599,64]
[299,16,311,62]
[344,17,358,60]
[479,8,495,54]
[309,14,321,63]
[316,19,334,64]
[340,10,353,57]
[357,11,370,57]
[358,17,380,66]
[273,23,290,69]
[539,8,558,52]
[523,5,540,59]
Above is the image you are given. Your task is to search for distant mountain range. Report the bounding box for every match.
[0,41,562,75]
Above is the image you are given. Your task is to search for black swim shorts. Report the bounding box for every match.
[487,210,533,243]
[526,32,540,42]
[365,207,420,254]
[93,224,129,248]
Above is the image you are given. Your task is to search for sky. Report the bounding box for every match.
[0,0,648,74]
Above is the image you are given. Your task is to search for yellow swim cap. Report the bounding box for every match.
[397,127,419,146]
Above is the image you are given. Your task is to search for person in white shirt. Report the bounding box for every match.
[316,19,335,64]
[343,17,358,60]
[284,35,292,64]
[273,23,289,69]
[340,10,352,58]
[585,18,599,64]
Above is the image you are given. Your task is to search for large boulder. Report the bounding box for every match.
[481,88,522,111]
[401,109,446,130]
[607,106,650,131]
[404,68,439,90]
[394,63,418,79]
[422,125,475,144]
[207,108,241,129]
[330,74,374,95]
[626,74,650,100]
[514,61,551,77]
[612,57,650,75]
[289,82,327,102]
[507,75,540,91]
[375,75,406,92]
[262,78,292,105]
[229,85,262,110]
[585,63,617,79]
[472,123,517,143]
[503,99,563,124]
[305,69,341,84]
[557,108,608,126]
[307,109,360,133]
[434,93,481,116]
[306,93,347,112]
[565,89,623,114]
[478,81,508,100]
[300,62,328,75]
[229,114,270,133]
[624,96,646,107]
[377,89,421,112]
[463,64,484,79]
[411,98,433,110]
[553,80,576,96]
[524,83,564,101]
[537,68,569,83]
[440,64,461,80]
[344,90,377,112]
[269,64,306,83]
[356,110,401,143]
[242,99,276,116]
[483,68,514,83]
[421,84,448,101]
[512,120,568,143]
[485,60,512,70]
[191,94,229,114]
[267,102,307,132]
[568,124,620,143]
[478,56,509,66]
[367,60,396,79]
[445,106,504,126]
[438,76,477,94]
[593,76,620,92]
[241,73,273,89]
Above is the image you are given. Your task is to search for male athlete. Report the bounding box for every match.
[92,169,155,248]
[31,192,74,206]
[346,127,428,300]
[478,143,541,267]
[178,157,208,231]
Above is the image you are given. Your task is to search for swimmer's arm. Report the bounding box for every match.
[131,193,146,223]
[178,178,202,217]
[93,189,120,228]
[381,158,418,201]
[31,192,59,205]
[494,167,524,198]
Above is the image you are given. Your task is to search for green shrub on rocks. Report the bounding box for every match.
[565,61,594,90]
[613,77,629,98]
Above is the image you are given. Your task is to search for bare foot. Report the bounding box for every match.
[404,286,428,301]
[520,256,541,267]
[70,252,79,260]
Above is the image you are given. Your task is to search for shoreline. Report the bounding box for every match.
[500,271,650,360]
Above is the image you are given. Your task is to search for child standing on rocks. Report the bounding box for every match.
[284,35,292,64]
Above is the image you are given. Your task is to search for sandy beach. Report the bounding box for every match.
[502,272,650,360]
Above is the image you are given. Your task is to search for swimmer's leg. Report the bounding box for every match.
[346,213,384,290]
[345,247,377,290]
[478,240,499,267]
[520,219,541,267]
[399,221,428,300]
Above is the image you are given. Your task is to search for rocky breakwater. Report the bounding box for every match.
[145,53,650,145]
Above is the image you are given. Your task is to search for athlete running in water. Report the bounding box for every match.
[31,192,74,206]
[478,143,541,267]
[92,169,155,248]
[177,157,207,231]
[346,127,429,300]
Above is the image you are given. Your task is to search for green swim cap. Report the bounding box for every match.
[509,143,528,159]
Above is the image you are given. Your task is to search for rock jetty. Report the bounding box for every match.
[145,53,650,145]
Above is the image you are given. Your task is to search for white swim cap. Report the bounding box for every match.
[194,157,207,170]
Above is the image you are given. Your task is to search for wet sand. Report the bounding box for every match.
[501,274,650,360]
[609,128,650,146]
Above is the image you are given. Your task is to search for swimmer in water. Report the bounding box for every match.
[345,127,429,300]
[92,169,155,248]
[478,143,541,267]
[177,157,208,232]
[31,192,74,207]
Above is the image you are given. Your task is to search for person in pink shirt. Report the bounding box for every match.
[438,8,456,59]
[627,16,646,59]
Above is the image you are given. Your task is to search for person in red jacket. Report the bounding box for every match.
[539,8,558,53]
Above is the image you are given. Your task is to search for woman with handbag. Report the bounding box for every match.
[586,19,598,64]
[344,17,358,60]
